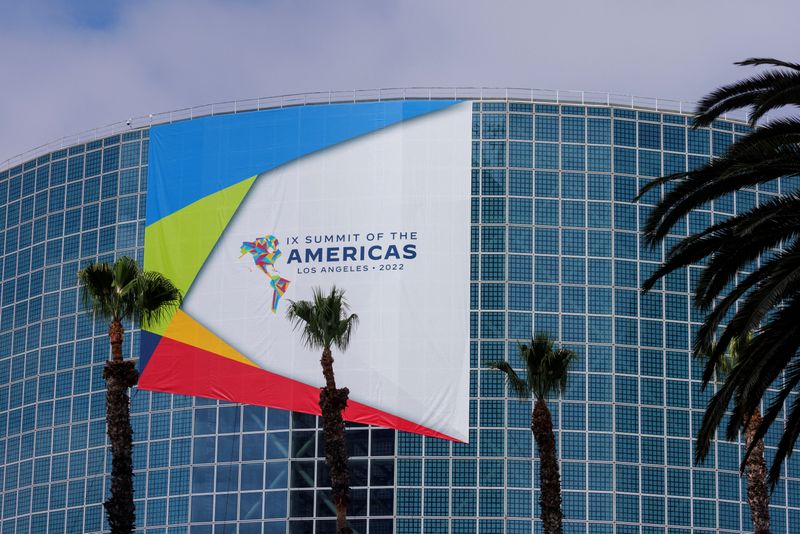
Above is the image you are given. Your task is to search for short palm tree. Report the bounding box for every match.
[638,58,800,484]
[490,333,575,534]
[704,334,769,533]
[78,257,181,534]
[286,286,359,534]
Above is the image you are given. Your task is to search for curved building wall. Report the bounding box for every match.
[0,96,798,534]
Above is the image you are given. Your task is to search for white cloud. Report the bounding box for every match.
[1,0,798,163]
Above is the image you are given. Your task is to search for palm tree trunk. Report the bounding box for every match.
[532,397,563,534]
[109,319,124,363]
[103,355,139,534]
[321,347,337,390]
[744,408,770,534]
[319,348,351,533]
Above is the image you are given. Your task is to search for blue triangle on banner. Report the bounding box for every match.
[146,100,460,225]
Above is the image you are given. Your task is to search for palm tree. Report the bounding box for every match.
[638,58,800,484]
[705,334,769,533]
[490,333,575,534]
[78,257,182,534]
[286,286,359,534]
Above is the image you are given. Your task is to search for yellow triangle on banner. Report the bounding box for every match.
[162,309,259,368]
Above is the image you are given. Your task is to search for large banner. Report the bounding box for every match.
[139,101,471,441]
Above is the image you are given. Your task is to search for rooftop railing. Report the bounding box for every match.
[0,87,748,172]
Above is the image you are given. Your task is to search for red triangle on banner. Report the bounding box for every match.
[139,335,460,441]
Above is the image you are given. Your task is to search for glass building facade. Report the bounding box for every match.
[1,93,800,534]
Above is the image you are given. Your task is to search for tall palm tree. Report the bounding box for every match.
[638,58,800,484]
[705,334,769,533]
[286,286,359,534]
[78,257,182,534]
[490,333,575,534]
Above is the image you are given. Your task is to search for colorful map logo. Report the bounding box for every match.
[240,234,291,312]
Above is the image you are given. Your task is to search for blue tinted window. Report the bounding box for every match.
[663,125,685,152]
[508,284,532,311]
[614,148,636,174]
[508,170,532,196]
[535,143,558,169]
[481,169,506,195]
[687,129,710,154]
[534,199,558,226]
[535,171,558,197]
[638,122,660,149]
[509,114,532,140]
[639,150,661,177]
[482,142,505,167]
[614,120,636,146]
[587,119,611,144]
[508,227,532,253]
[587,174,611,200]
[120,142,140,168]
[481,198,505,224]
[712,130,733,156]
[562,117,585,143]
[535,115,559,141]
[587,146,611,172]
[509,142,532,168]
[562,201,585,227]
[562,145,585,171]
[482,114,506,139]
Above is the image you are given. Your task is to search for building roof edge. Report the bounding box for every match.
[0,86,747,173]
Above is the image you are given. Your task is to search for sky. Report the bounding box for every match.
[1,0,798,164]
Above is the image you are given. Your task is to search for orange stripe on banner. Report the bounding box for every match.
[162,309,258,368]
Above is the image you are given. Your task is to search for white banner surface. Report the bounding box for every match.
[183,103,472,440]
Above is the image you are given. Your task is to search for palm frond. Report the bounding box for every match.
[647,57,800,484]
[488,361,531,399]
[78,262,117,319]
[722,298,800,442]
[693,215,800,309]
[694,91,765,127]
[336,312,359,351]
[767,391,800,487]
[112,256,141,294]
[642,194,800,297]
[694,67,800,126]
[77,256,181,324]
[696,379,737,462]
[641,149,800,244]
[724,118,800,159]
[111,256,142,321]
[525,333,576,399]
[749,86,800,126]
[705,241,800,378]
[737,358,800,486]
[635,170,686,200]
[642,217,745,293]
[286,286,359,352]
[286,299,324,349]
[697,332,753,389]
[136,271,183,327]
[737,57,800,71]
[554,349,576,392]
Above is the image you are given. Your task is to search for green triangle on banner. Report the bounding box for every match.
[143,175,257,336]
